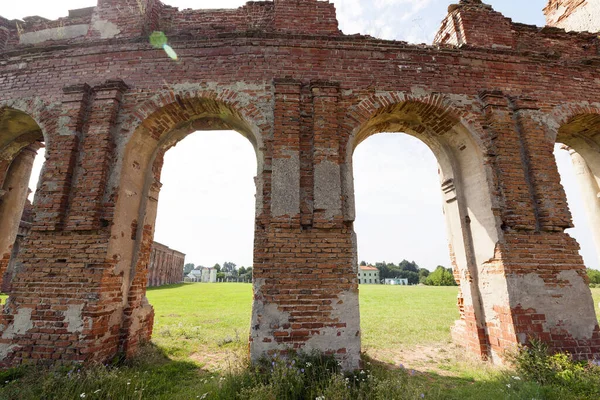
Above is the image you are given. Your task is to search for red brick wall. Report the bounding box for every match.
[147,242,184,287]
[0,0,598,368]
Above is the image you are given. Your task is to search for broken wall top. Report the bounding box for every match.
[0,0,598,61]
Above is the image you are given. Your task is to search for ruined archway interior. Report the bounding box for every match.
[0,108,45,294]
[108,96,263,357]
[352,131,458,357]
[554,113,600,269]
[146,128,258,361]
[347,100,502,360]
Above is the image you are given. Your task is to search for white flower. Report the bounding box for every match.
[506,384,511,388]
[512,376,521,380]
[80,394,86,399]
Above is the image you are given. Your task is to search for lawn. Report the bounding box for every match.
[0,285,598,399]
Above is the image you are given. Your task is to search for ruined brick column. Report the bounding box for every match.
[250,79,360,370]
[478,91,600,360]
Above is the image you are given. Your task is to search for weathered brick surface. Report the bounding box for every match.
[0,0,599,368]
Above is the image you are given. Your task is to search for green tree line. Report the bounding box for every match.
[588,268,600,287]
[362,260,457,286]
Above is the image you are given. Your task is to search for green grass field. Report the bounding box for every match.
[0,284,598,399]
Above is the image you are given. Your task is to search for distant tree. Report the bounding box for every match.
[424,266,457,286]
[216,272,225,281]
[238,266,247,276]
[418,268,430,284]
[399,260,419,273]
[213,263,221,272]
[183,263,194,274]
[194,265,205,270]
[360,261,367,266]
[587,268,600,285]
[222,262,237,273]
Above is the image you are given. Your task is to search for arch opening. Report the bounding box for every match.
[109,95,264,359]
[346,100,502,360]
[0,107,45,295]
[554,113,600,270]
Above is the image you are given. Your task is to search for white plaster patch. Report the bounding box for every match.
[91,20,121,39]
[314,161,342,219]
[1,307,34,340]
[507,270,598,340]
[0,344,17,360]
[64,304,85,333]
[271,155,300,217]
[19,24,89,45]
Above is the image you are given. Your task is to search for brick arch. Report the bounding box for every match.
[107,90,266,358]
[341,91,502,360]
[0,98,56,144]
[548,102,600,146]
[343,91,488,155]
[123,87,269,151]
[547,102,600,269]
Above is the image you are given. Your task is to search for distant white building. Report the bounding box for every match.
[201,268,217,283]
[358,265,379,284]
[384,278,408,285]
[185,269,203,282]
[185,267,217,283]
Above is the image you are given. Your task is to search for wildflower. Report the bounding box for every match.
[506,384,511,388]
[360,370,365,374]
[315,396,325,400]
[306,362,312,367]
[399,363,404,369]
[301,368,305,373]
[409,369,415,376]
[200,394,208,400]
[511,376,521,380]
[80,394,86,399]
[420,395,425,399]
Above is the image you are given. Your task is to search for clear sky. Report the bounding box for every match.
[10,0,598,271]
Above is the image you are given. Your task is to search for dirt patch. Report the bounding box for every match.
[190,345,248,372]
[364,343,486,376]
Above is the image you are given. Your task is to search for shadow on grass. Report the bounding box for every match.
[146,283,191,292]
[0,343,214,400]
[0,344,593,400]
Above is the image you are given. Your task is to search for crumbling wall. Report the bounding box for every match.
[0,0,598,369]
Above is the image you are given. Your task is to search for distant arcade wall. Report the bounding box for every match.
[0,0,599,370]
[147,242,184,287]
